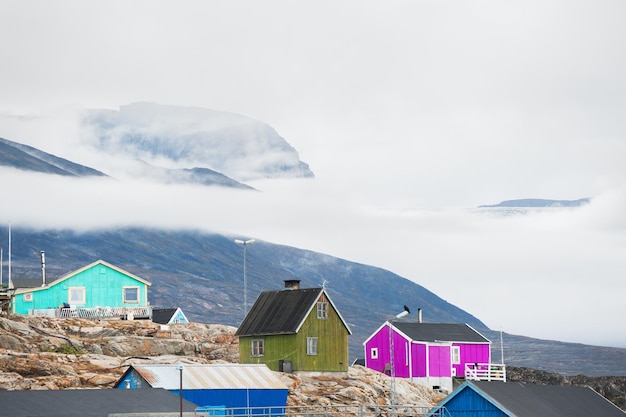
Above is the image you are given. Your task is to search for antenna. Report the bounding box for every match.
[321,279,328,289]
[8,221,11,289]
[500,328,504,364]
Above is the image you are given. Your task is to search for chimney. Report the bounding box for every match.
[418,308,423,323]
[284,279,301,290]
[40,251,46,287]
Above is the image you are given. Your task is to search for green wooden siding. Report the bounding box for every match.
[13,262,149,315]
[239,295,349,372]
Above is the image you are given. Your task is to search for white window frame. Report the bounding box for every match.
[68,287,86,305]
[371,347,379,359]
[317,302,328,319]
[23,293,33,302]
[451,345,460,364]
[307,337,318,355]
[251,339,264,357]
[123,286,140,303]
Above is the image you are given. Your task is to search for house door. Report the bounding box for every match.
[428,345,452,377]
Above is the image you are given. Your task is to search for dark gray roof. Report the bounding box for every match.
[152,307,178,324]
[235,287,324,336]
[0,388,198,417]
[393,322,490,343]
[10,277,58,289]
[451,381,626,417]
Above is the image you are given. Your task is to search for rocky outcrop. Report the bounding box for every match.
[279,366,445,408]
[0,315,442,408]
[0,315,238,390]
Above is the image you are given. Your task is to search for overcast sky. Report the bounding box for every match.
[1,1,626,349]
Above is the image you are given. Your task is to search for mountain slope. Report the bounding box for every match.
[4,226,626,377]
[0,136,254,189]
[0,137,107,177]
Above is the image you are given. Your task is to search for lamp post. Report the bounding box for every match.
[389,305,410,416]
[235,239,255,318]
[177,363,183,417]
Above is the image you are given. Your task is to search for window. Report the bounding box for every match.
[317,302,328,319]
[23,293,33,302]
[307,337,318,355]
[370,347,378,359]
[451,346,460,364]
[68,287,86,305]
[123,287,140,303]
[251,339,264,357]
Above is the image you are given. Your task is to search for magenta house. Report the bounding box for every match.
[363,321,503,393]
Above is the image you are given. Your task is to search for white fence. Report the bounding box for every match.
[464,363,506,381]
[30,306,152,320]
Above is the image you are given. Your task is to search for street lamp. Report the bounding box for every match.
[235,239,255,318]
[389,305,410,416]
[177,363,184,417]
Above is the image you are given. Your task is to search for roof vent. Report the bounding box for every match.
[284,279,301,290]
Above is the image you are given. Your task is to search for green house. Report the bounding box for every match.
[235,280,352,374]
[11,260,152,319]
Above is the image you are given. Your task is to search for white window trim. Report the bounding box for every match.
[23,293,33,302]
[371,347,379,359]
[251,339,265,357]
[307,337,318,355]
[317,302,328,319]
[123,286,140,303]
[451,345,460,364]
[68,287,86,305]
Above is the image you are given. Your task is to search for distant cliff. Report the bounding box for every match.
[478,198,590,208]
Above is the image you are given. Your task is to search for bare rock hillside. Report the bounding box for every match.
[0,315,442,408]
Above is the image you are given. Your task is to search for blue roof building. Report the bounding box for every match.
[431,380,625,417]
[115,363,289,415]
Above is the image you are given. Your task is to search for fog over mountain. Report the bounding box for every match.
[81,102,314,182]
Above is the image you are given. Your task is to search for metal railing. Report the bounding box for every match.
[194,405,446,417]
[464,363,506,381]
[30,306,152,320]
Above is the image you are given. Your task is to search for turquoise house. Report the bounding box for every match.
[12,260,152,319]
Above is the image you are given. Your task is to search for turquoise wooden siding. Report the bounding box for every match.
[13,261,150,315]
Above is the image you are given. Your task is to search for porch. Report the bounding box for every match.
[464,363,506,381]
[29,306,152,321]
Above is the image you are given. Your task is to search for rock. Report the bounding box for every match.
[0,315,442,409]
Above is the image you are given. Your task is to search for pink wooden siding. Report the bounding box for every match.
[364,324,411,377]
[364,326,390,374]
[453,343,491,377]
[411,343,427,377]
[393,330,410,378]
[428,345,452,377]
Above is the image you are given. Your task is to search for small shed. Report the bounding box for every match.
[152,307,189,324]
[431,380,625,417]
[115,363,288,414]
